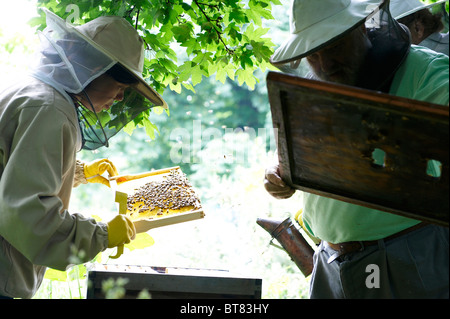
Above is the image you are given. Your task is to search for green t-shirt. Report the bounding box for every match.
[302,45,449,243]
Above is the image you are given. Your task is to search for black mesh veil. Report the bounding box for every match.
[75,88,155,150]
[358,0,411,91]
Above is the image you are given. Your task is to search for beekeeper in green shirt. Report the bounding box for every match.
[0,10,166,298]
[265,0,448,298]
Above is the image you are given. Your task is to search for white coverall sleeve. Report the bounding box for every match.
[0,101,108,271]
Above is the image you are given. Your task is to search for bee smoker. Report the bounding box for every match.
[257,217,315,277]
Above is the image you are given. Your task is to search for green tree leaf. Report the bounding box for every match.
[142,117,159,140]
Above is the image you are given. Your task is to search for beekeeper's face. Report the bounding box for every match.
[306,25,370,86]
[80,74,129,112]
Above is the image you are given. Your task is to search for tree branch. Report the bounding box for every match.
[192,0,235,55]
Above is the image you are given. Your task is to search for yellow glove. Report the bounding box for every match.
[83,158,118,187]
[106,215,136,248]
[295,209,305,229]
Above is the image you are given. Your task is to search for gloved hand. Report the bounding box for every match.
[84,158,118,187]
[264,164,295,199]
[106,215,136,248]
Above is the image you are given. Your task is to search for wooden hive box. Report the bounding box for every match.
[86,264,262,299]
[267,72,449,226]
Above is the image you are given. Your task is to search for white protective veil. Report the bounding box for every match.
[31,9,166,150]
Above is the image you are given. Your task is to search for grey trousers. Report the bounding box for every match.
[309,224,449,299]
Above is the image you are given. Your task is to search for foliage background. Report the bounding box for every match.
[0,0,445,299]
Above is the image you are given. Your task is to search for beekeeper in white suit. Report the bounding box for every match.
[0,9,166,299]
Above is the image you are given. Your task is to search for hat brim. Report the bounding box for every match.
[270,0,384,65]
[395,0,447,20]
[43,9,167,109]
[125,66,168,109]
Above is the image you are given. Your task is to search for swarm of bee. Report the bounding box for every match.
[126,169,201,220]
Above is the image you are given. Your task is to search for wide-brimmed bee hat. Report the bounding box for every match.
[390,0,447,19]
[270,0,385,64]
